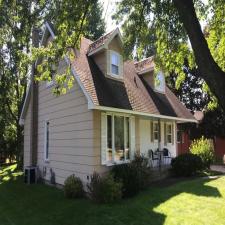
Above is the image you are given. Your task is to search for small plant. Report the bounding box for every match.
[190,136,214,168]
[112,154,151,197]
[87,172,122,203]
[64,174,84,199]
[171,153,203,177]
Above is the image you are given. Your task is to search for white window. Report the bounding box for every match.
[155,71,165,93]
[166,123,172,143]
[153,122,159,141]
[111,52,120,75]
[44,121,50,161]
[106,114,130,163]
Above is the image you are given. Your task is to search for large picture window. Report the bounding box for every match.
[106,114,130,163]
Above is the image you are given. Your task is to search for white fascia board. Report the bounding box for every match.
[89,105,197,123]
[19,81,31,125]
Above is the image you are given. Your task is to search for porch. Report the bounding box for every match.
[138,117,177,168]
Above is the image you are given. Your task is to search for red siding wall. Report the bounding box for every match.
[177,132,191,155]
[177,132,225,159]
[214,137,225,158]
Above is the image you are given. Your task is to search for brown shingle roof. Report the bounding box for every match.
[72,37,195,121]
[134,56,155,74]
[87,29,115,54]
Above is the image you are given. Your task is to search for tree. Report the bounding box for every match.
[0,0,105,163]
[113,0,225,110]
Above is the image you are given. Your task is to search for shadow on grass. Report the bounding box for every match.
[0,172,223,225]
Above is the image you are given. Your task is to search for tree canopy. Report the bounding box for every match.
[0,0,105,163]
[113,0,225,111]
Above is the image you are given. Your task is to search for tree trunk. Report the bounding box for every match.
[173,0,225,111]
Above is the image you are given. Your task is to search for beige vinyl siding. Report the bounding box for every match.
[34,58,96,185]
[23,99,32,167]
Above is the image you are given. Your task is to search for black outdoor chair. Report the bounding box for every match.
[162,148,172,165]
[148,149,159,167]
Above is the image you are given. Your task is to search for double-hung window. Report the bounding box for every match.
[44,121,50,161]
[166,123,172,144]
[106,114,130,163]
[111,52,120,76]
[153,122,159,141]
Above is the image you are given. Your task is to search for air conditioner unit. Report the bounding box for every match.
[24,166,37,184]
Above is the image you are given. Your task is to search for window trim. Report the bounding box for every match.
[154,71,165,94]
[166,122,173,144]
[153,121,159,142]
[44,120,50,162]
[108,50,123,79]
[105,112,131,165]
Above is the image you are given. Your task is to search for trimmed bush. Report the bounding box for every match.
[87,172,122,203]
[112,154,151,197]
[171,153,203,177]
[190,137,214,168]
[64,174,84,198]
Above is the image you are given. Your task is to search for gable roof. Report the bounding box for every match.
[73,37,195,122]
[87,28,122,56]
[20,23,196,125]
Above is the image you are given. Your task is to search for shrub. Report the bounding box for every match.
[112,154,151,197]
[64,174,84,198]
[171,153,203,177]
[190,137,214,168]
[87,172,122,203]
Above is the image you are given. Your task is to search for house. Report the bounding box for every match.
[20,22,196,185]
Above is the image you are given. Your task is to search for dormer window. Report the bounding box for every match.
[155,71,165,93]
[107,50,123,78]
[111,52,119,75]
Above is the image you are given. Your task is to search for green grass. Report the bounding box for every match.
[0,167,225,225]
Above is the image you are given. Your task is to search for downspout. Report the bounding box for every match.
[30,27,39,167]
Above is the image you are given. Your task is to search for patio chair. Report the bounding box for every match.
[148,149,159,167]
[162,148,172,165]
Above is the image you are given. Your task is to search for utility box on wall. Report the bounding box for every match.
[24,166,37,184]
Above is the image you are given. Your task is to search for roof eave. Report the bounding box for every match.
[89,104,197,123]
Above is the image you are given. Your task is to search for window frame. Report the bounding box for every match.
[105,113,131,165]
[44,120,50,162]
[108,50,123,78]
[153,121,159,142]
[166,123,173,144]
[154,71,165,93]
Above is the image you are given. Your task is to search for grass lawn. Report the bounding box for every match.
[1,166,225,225]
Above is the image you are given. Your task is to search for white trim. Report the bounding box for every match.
[90,105,197,123]
[103,112,132,165]
[165,122,173,144]
[19,81,31,125]
[153,121,159,142]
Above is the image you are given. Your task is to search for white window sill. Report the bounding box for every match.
[106,73,123,81]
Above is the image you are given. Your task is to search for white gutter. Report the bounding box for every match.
[89,105,197,123]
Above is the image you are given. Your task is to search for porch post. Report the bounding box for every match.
[158,119,161,150]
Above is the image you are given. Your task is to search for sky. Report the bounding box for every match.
[100,0,119,32]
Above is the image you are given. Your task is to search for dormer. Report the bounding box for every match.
[88,28,124,80]
[135,57,166,94]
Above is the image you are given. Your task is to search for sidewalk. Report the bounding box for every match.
[210,164,225,173]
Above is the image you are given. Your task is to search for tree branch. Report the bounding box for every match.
[173,0,225,110]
